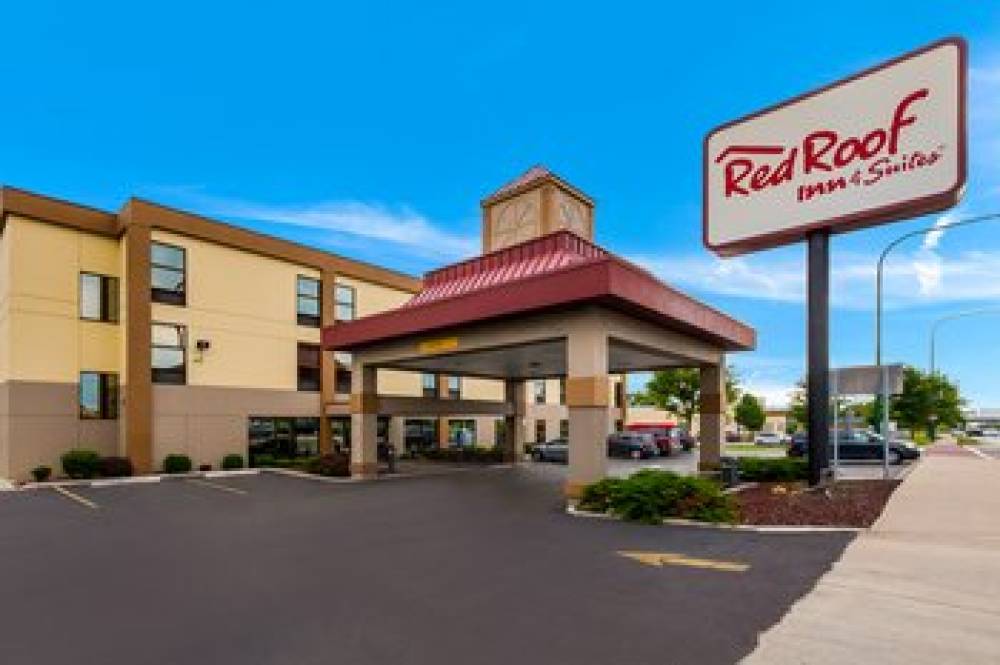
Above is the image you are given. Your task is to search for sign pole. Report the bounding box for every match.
[832,369,839,480]
[807,230,831,486]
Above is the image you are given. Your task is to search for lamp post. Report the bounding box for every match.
[929,307,1000,376]
[875,213,1000,476]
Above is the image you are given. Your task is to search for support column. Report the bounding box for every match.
[122,222,153,474]
[565,326,609,500]
[388,416,405,455]
[437,374,450,449]
[318,269,337,455]
[502,379,526,462]
[698,361,725,472]
[349,361,378,479]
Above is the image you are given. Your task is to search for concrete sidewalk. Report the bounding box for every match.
[742,443,1000,664]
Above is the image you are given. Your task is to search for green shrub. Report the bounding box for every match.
[577,469,737,525]
[163,454,193,474]
[61,449,102,479]
[221,454,244,470]
[251,454,275,468]
[31,465,52,483]
[306,453,350,477]
[99,456,133,478]
[736,457,808,482]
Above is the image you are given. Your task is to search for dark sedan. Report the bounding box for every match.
[607,432,658,459]
[532,438,568,463]
[787,430,920,464]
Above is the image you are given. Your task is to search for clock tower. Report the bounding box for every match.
[480,165,595,253]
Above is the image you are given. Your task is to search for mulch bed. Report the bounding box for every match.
[735,480,901,528]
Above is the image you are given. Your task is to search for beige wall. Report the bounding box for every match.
[150,229,320,391]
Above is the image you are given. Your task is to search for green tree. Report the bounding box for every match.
[890,366,964,439]
[788,380,807,431]
[735,393,766,434]
[638,365,740,428]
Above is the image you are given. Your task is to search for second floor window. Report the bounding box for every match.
[151,242,186,305]
[152,323,186,384]
[297,343,321,392]
[422,373,437,398]
[335,284,356,321]
[447,376,461,399]
[79,273,119,322]
[296,276,321,327]
[534,380,546,405]
[79,372,118,419]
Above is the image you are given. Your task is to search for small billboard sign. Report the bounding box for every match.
[703,38,966,256]
[831,364,904,396]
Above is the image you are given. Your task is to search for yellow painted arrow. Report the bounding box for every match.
[617,550,749,573]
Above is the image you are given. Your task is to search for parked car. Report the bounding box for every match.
[625,423,674,456]
[607,432,658,459]
[787,430,920,464]
[532,438,568,463]
[754,432,784,446]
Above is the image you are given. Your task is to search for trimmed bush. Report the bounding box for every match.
[99,456,134,478]
[221,454,244,470]
[163,454,193,474]
[306,453,350,477]
[61,449,102,479]
[31,465,52,483]
[577,469,737,525]
[736,457,808,482]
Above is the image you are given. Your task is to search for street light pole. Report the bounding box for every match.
[929,307,1000,376]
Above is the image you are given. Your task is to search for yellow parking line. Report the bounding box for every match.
[53,485,99,510]
[185,478,248,495]
[617,550,749,573]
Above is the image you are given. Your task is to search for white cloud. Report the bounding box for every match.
[631,247,1000,310]
[153,188,478,262]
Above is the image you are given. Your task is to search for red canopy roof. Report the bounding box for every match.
[323,230,755,352]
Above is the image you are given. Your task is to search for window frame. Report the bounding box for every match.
[79,371,119,420]
[560,419,569,439]
[296,275,322,327]
[447,376,461,399]
[335,284,356,322]
[150,241,187,306]
[297,342,322,392]
[534,380,547,405]
[151,322,187,385]
[535,419,547,444]
[333,351,352,396]
[79,272,119,323]
[422,373,438,398]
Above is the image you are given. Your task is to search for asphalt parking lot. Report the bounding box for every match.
[0,468,852,665]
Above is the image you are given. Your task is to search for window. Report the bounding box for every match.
[614,382,625,408]
[296,276,321,327]
[298,343,321,392]
[494,418,506,447]
[615,419,624,432]
[334,352,352,395]
[152,323,186,384]
[535,419,547,444]
[335,284,356,321]
[560,419,569,439]
[534,380,546,405]
[79,372,118,419]
[329,416,351,452]
[422,373,437,398]
[79,273,118,322]
[248,417,320,461]
[151,242,186,305]
[447,376,461,399]
[559,378,566,405]
[448,419,476,446]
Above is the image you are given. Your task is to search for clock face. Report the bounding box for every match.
[492,199,538,249]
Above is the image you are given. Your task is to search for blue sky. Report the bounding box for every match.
[3,2,1000,407]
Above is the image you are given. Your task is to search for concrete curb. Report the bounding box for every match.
[19,468,262,490]
[565,504,865,534]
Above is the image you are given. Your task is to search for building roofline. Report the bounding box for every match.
[479,165,595,207]
[0,185,422,293]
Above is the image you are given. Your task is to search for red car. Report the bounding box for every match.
[626,422,690,456]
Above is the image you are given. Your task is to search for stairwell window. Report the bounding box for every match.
[151,242,186,305]
[298,343,321,392]
[152,323,187,384]
[79,372,118,419]
[79,272,119,322]
[296,276,321,327]
[335,284,356,321]
[422,373,437,398]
